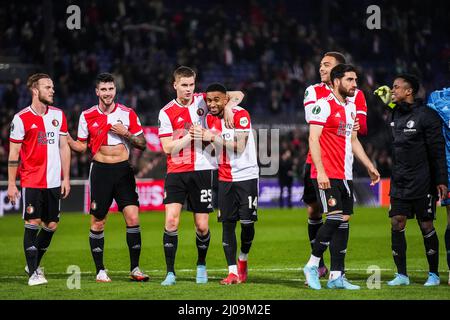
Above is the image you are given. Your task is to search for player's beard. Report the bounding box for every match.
[100,96,115,108]
[38,92,53,105]
[338,84,355,99]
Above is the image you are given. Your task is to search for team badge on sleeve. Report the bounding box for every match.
[240,117,249,127]
[312,106,321,115]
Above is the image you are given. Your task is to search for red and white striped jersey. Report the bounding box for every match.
[77,103,143,156]
[158,93,217,173]
[306,95,356,180]
[206,106,259,182]
[303,83,367,164]
[9,106,68,188]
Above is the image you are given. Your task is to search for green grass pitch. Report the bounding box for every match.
[0,207,449,300]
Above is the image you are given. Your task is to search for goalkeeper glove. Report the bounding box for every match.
[374,85,396,109]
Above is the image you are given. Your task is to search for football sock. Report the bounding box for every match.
[445,225,450,269]
[222,222,237,266]
[391,228,407,276]
[196,230,211,266]
[423,228,439,275]
[308,218,325,267]
[163,229,178,274]
[126,225,141,271]
[229,265,238,275]
[240,222,255,254]
[36,226,55,267]
[306,255,322,268]
[330,222,349,273]
[89,229,105,274]
[312,216,342,258]
[24,224,39,276]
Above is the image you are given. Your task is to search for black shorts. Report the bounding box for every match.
[389,195,437,221]
[21,187,61,223]
[312,179,354,215]
[89,160,139,219]
[163,170,213,213]
[218,179,259,223]
[302,163,317,205]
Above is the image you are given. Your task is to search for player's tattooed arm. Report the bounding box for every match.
[8,160,20,166]
[124,132,147,151]
[7,142,21,205]
[224,91,245,129]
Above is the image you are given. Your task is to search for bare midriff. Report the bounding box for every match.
[93,144,129,163]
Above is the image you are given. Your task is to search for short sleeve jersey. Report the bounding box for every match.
[77,103,143,156]
[306,96,356,180]
[206,106,259,182]
[9,106,68,188]
[158,93,217,173]
[304,83,367,163]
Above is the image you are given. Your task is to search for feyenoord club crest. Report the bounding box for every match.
[351,113,356,120]
[328,196,337,207]
[197,108,205,116]
[91,200,97,211]
[52,119,59,127]
[26,204,35,215]
[10,123,14,132]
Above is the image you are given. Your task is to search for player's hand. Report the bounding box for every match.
[374,85,395,108]
[7,184,20,205]
[224,107,234,129]
[110,123,129,137]
[191,125,203,141]
[367,166,381,186]
[437,184,448,201]
[317,171,330,189]
[353,118,360,131]
[201,129,216,142]
[61,179,71,199]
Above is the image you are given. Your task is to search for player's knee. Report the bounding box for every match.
[44,222,58,231]
[307,203,321,219]
[165,216,179,231]
[91,218,106,231]
[418,220,434,234]
[391,215,406,230]
[125,215,140,227]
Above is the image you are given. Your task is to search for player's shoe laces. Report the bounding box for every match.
[28,271,48,286]
[130,267,150,282]
[96,269,112,283]
[303,265,321,290]
[161,272,176,286]
[326,275,360,290]
[318,266,328,278]
[237,259,248,283]
[424,272,440,286]
[220,273,240,285]
[25,265,44,277]
[387,273,410,286]
[196,265,208,284]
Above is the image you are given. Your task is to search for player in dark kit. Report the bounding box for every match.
[68,73,149,282]
[8,73,71,286]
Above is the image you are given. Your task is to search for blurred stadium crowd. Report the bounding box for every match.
[1,0,449,180]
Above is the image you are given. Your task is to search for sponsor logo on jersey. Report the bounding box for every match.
[406,120,415,128]
[52,119,59,127]
[240,117,249,127]
[93,122,99,127]
[31,124,38,129]
[312,106,321,114]
[37,131,56,145]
